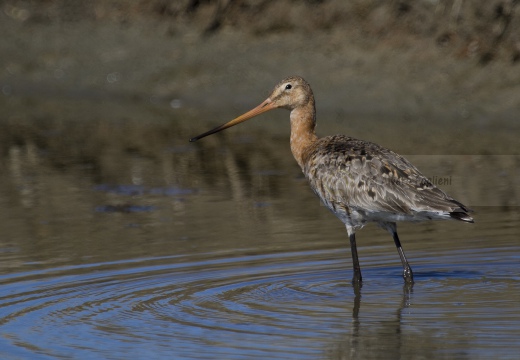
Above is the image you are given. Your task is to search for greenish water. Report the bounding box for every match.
[0,95,519,359]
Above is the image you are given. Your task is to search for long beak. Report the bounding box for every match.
[189,98,276,142]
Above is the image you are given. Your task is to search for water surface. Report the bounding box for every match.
[0,95,519,359]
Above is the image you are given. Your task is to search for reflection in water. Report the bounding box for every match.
[0,96,519,359]
[2,245,518,359]
[337,283,423,360]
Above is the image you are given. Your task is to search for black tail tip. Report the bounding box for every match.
[450,211,474,223]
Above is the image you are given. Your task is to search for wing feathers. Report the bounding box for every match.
[303,135,473,221]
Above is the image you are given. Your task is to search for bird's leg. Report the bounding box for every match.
[349,232,362,284]
[392,231,414,284]
[379,222,414,283]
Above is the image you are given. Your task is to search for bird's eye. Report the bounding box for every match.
[285,84,292,90]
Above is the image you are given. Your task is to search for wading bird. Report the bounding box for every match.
[190,76,473,284]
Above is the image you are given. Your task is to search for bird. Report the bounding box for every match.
[190,76,473,284]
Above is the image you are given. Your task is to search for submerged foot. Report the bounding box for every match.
[352,268,362,284]
[403,265,414,284]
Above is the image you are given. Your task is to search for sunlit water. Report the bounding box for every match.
[0,96,519,359]
[1,217,519,360]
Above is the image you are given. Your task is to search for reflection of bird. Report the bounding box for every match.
[190,76,473,284]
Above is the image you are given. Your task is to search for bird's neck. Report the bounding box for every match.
[289,102,318,169]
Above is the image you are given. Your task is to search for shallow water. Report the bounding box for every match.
[0,95,519,359]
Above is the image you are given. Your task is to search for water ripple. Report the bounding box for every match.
[0,248,519,359]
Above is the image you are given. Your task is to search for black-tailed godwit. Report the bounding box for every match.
[190,76,473,284]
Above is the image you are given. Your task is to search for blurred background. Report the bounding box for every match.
[0,1,519,359]
[1,0,518,255]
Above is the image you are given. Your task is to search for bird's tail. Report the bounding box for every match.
[449,210,474,223]
[449,200,474,223]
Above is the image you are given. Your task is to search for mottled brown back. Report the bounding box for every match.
[302,135,473,221]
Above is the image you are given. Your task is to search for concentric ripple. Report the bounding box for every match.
[0,251,355,359]
[0,248,519,359]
